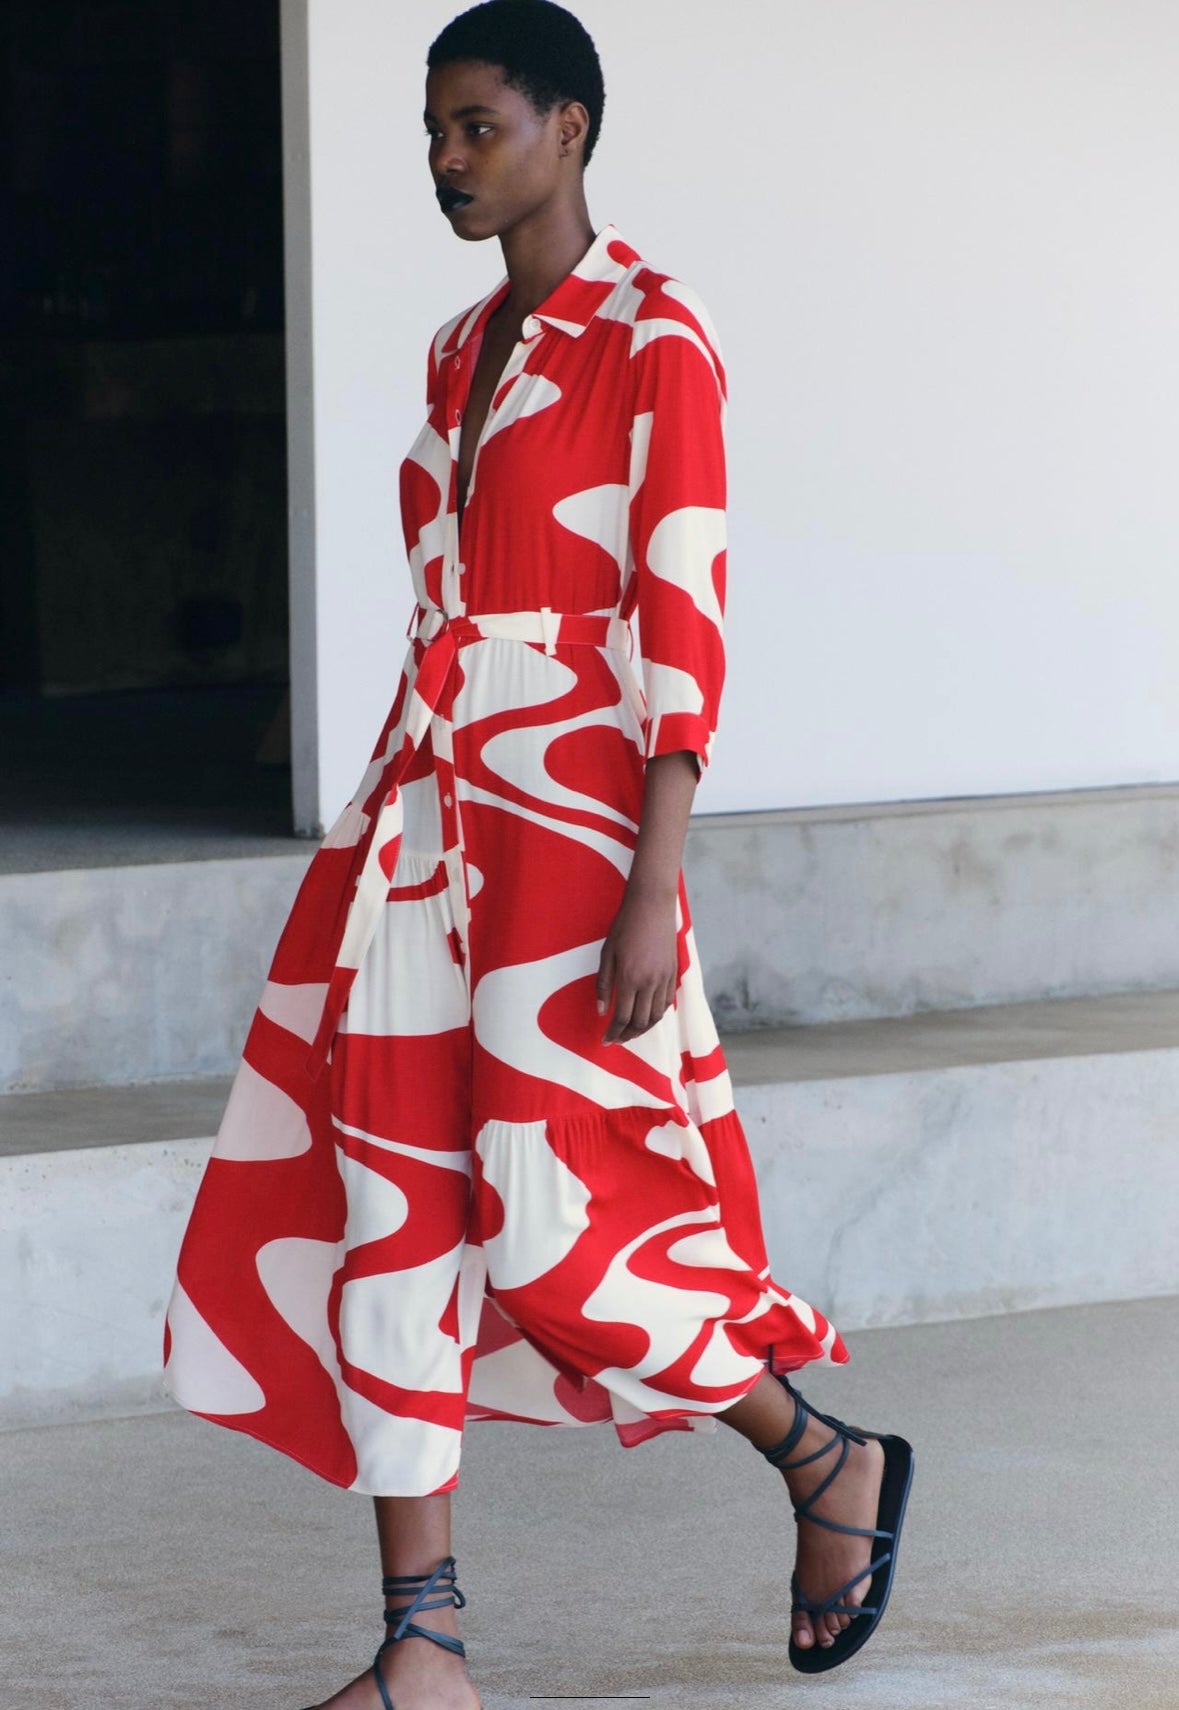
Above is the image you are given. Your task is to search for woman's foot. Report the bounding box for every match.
[304,1615,480,1710]
[777,1411,886,1653]
[718,1372,891,1655]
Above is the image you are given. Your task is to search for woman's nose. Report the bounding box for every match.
[434,140,467,176]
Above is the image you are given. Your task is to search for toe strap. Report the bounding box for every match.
[791,1551,892,1617]
[794,1600,880,1621]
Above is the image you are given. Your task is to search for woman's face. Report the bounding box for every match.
[423,59,577,240]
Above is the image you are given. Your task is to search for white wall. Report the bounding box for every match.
[283,0,1179,831]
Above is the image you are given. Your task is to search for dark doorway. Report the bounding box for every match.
[0,0,296,869]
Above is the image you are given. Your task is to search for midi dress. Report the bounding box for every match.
[162,220,850,1498]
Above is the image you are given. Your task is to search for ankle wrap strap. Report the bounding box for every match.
[380,1553,467,1649]
[372,1553,467,1708]
[757,1374,891,1544]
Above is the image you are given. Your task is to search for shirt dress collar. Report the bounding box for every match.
[448,221,639,353]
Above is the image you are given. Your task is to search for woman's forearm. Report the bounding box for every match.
[624,749,700,900]
[597,748,700,1042]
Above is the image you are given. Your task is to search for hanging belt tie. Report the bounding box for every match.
[303,605,635,1080]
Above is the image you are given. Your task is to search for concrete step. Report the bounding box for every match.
[4,988,1176,1430]
[6,779,1179,1093]
[0,1070,234,1159]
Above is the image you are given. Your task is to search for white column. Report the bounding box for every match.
[279,0,425,835]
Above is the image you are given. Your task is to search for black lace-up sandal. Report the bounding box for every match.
[301,1554,468,1710]
[756,1371,914,1673]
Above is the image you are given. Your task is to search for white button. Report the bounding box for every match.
[523,315,540,337]
[443,792,453,807]
[454,355,462,369]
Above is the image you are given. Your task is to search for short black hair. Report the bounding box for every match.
[427,0,605,167]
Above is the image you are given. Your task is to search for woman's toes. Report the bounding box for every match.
[793,1612,815,1647]
[841,1595,862,1629]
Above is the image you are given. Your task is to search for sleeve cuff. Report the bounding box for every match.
[643,710,713,776]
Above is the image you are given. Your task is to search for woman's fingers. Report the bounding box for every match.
[624,983,654,1037]
[634,974,675,1035]
[597,931,678,1044]
[596,944,615,1018]
[604,974,675,1042]
[602,974,636,1042]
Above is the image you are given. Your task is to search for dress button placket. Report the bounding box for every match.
[435,336,483,973]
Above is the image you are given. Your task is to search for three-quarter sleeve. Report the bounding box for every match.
[626,294,728,778]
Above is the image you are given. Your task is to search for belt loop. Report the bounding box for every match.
[538,604,558,656]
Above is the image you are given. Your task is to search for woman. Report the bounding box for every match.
[163,4,914,1704]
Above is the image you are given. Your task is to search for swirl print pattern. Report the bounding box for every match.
[162,222,849,1496]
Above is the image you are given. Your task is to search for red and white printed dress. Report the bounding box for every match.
[163,221,849,1497]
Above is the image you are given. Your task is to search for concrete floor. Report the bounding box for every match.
[3,1294,1176,1710]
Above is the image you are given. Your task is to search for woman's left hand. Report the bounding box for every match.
[596,885,678,1043]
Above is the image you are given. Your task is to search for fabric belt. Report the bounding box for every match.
[304,605,634,1080]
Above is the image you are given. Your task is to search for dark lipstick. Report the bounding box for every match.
[437,183,474,213]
